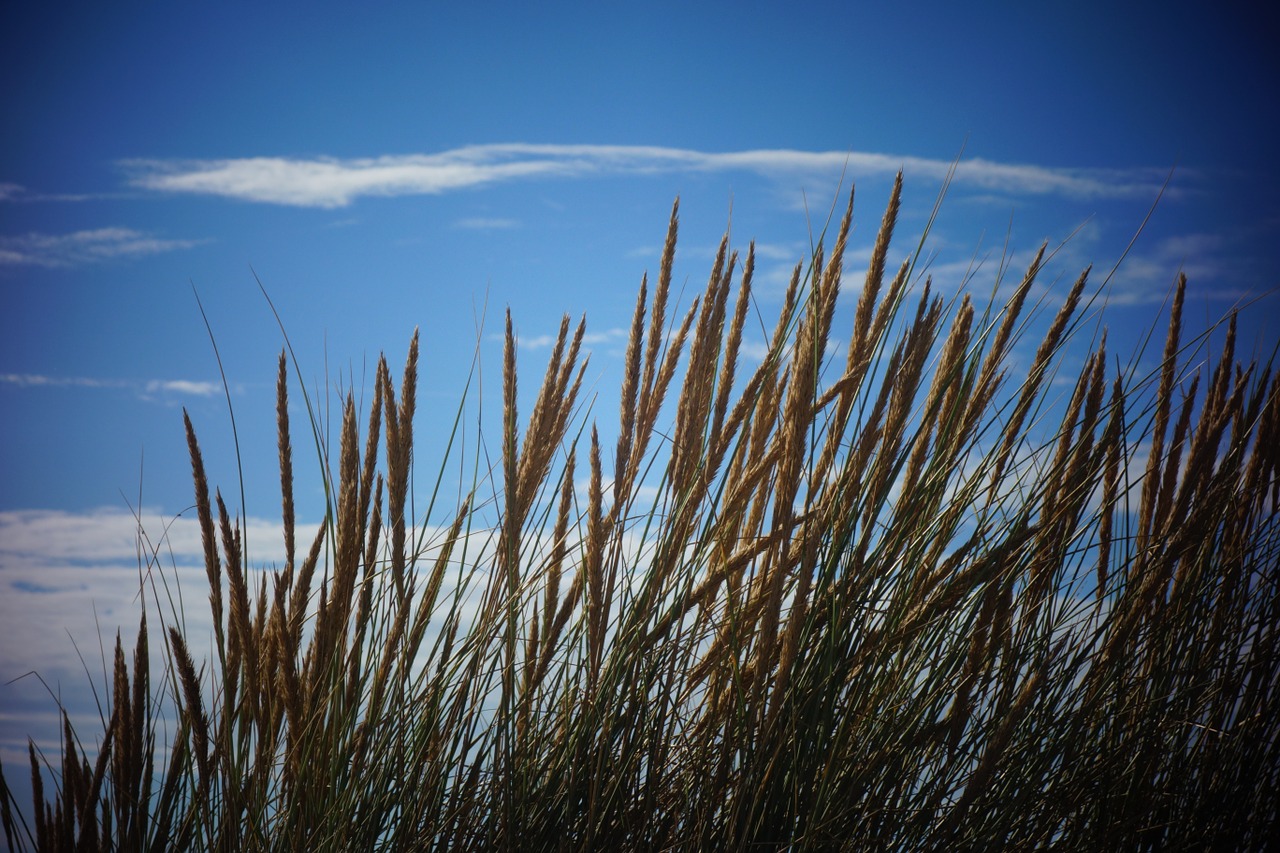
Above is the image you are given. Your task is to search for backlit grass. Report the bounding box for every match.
[3,175,1277,850]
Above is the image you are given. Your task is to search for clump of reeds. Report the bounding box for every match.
[2,175,1277,850]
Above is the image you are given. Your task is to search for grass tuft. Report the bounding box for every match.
[2,177,1278,850]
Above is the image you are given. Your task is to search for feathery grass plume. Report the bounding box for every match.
[515,314,587,528]
[862,287,952,531]
[3,177,1278,850]
[116,612,149,842]
[361,475,384,604]
[109,630,131,804]
[535,449,575,684]
[1021,350,1111,629]
[357,360,384,555]
[615,278,647,509]
[709,243,754,462]
[500,310,520,579]
[810,174,904,486]
[963,243,1044,434]
[585,425,606,690]
[28,743,44,845]
[1135,272,1186,560]
[1096,374,1126,600]
[288,516,326,652]
[744,228,851,694]
[1171,317,1246,531]
[853,173,903,358]
[919,289,976,472]
[1240,368,1280,518]
[383,330,418,600]
[330,395,363,632]
[183,410,226,664]
[635,199,679,441]
[985,265,1090,504]
[167,627,209,798]
[670,237,734,498]
[276,351,297,574]
[215,490,251,706]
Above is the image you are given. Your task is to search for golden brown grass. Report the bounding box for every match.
[2,175,1278,850]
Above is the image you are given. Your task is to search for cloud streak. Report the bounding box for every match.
[502,326,630,351]
[122,144,1178,209]
[0,182,117,203]
[1,373,223,399]
[454,217,520,230]
[0,227,208,267]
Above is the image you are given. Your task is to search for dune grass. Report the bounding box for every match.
[2,174,1278,850]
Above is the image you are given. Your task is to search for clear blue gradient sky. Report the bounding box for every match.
[2,0,1278,802]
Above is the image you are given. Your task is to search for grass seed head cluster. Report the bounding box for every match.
[2,175,1278,849]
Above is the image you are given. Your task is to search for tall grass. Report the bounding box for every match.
[3,175,1278,849]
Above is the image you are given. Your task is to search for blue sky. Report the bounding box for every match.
[2,0,1278,808]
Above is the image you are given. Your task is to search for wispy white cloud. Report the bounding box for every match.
[511,326,628,350]
[749,242,806,261]
[1,373,224,400]
[1041,226,1256,307]
[881,216,1257,311]
[454,217,520,230]
[0,227,208,267]
[1091,231,1264,306]
[0,374,128,390]
[0,182,130,203]
[121,144,1178,209]
[143,379,223,397]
